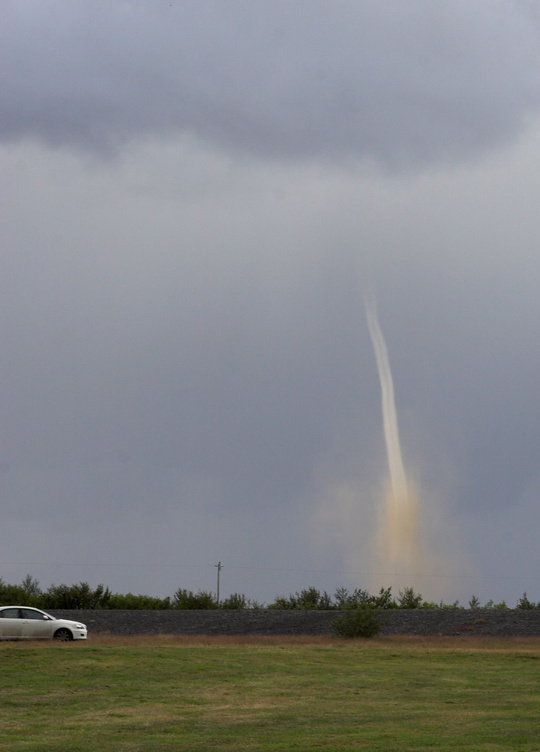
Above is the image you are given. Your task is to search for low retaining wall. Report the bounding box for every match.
[49,609,540,637]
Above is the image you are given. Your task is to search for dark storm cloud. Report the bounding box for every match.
[2,1,540,167]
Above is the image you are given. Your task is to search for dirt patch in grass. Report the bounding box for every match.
[3,633,540,653]
[47,633,540,652]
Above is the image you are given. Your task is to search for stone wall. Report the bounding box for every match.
[49,609,540,637]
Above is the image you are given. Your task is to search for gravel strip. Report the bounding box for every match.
[49,609,540,637]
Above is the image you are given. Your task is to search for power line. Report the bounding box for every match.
[3,559,540,583]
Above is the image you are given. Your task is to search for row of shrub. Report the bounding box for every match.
[1,576,539,611]
[268,586,539,610]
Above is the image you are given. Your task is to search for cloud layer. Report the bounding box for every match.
[3,1,540,167]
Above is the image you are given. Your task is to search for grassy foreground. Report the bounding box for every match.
[1,636,540,751]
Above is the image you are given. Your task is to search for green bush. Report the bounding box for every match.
[517,592,536,609]
[397,586,423,609]
[107,593,172,609]
[371,587,397,609]
[267,595,293,610]
[0,575,43,607]
[269,587,333,610]
[421,600,461,609]
[220,593,247,609]
[333,587,372,608]
[41,582,112,610]
[331,606,383,639]
[295,587,333,610]
[484,599,509,610]
[173,588,217,609]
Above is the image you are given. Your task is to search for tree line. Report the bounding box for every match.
[1,576,539,610]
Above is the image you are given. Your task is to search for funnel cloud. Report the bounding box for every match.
[365,298,423,577]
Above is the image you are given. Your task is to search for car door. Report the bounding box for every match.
[20,608,54,639]
[0,608,23,638]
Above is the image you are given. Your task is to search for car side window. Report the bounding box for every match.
[21,609,44,620]
[1,608,21,618]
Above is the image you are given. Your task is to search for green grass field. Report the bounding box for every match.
[1,635,539,751]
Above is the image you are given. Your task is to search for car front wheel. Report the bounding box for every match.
[53,628,73,642]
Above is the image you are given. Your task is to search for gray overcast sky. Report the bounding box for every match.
[2,0,540,605]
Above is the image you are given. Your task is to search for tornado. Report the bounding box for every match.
[365,297,422,574]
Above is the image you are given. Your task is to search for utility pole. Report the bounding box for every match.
[214,561,222,606]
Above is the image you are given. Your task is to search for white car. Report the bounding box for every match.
[0,606,87,641]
